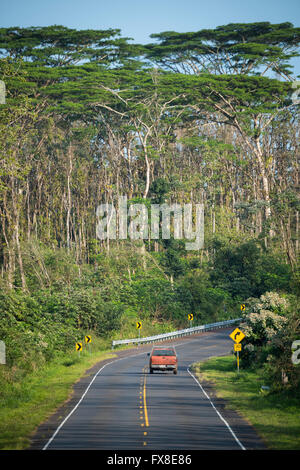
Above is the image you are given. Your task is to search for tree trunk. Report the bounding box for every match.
[66,144,73,251]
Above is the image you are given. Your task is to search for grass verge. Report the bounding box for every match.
[0,341,117,450]
[192,355,300,450]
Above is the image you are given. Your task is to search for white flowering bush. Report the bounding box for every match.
[244,291,289,316]
[241,311,287,343]
[263,304,300,391]
[239,292,289,368]
[240,292,300,391]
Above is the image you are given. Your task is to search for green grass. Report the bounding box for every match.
[192,355,300,450]
[0,344,117,450]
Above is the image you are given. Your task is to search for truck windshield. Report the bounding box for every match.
[152,350,175,356]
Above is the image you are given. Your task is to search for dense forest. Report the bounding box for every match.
[0,22,299,389]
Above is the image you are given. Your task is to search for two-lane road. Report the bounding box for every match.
[35,329,265,450]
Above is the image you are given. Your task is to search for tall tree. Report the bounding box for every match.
[144,23,300,233]
[145,22,300,78]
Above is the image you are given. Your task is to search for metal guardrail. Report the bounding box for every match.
[112,318,242,349]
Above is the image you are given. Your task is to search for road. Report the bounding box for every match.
[33,329,266,450]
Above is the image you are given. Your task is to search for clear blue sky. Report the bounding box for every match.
[1,0,300,75]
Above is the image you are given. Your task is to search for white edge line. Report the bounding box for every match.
[187,365,246,450]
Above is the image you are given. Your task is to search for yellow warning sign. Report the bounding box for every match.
[229,328,245,343]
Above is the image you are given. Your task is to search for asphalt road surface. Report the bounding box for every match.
[33,329,266,450]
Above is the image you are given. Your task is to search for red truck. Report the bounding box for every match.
[148,346,178,374]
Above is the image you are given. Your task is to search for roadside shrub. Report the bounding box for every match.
[262,301,300,392]
[240,292,289,368]
[245,291,290,315]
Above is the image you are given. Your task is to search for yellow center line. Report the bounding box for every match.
[143,371,149,427]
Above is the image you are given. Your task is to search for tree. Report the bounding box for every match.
[91,69,187,199]
[146,22,300,78]
[0,58,49,290]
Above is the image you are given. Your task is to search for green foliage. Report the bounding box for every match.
[146,22,300,76]
[159,238,186,279]
[178,269,237,323]
[209,238,292,299]
[120,276,184,323]
[149,177,170,203]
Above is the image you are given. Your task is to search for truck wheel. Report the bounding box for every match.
[150,368,153,374]
[173,369,177,375]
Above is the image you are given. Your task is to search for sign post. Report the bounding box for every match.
[188,313,193,328]
[85,335,92,354]
[234,343,242,372]
[229,328,245,373]
[136,322,142,345]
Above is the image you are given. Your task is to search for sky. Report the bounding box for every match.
[1,0,300,75]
